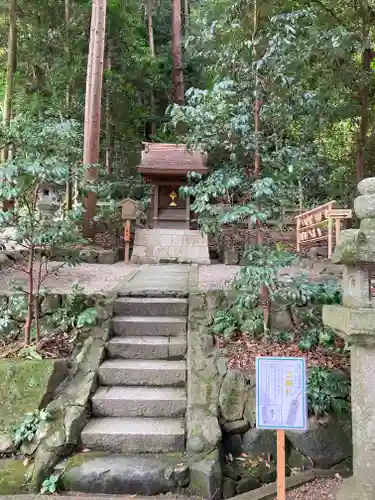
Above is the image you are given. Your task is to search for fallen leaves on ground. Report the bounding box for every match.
[0,330,75,359]
[286,476,342,499]
[217,333,350,374]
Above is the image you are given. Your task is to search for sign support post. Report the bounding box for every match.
[120,198,140,265]
[256,356,307,500]
[276,429,286,500]
[124,219,131,264]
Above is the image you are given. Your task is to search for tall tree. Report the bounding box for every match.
[2,0,17,211]
[147,0,157,136]
[83,0,107,238]
[171,0,184,104]
[65,0,74,210]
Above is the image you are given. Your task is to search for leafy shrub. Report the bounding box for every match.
[0,283,99,346]
[48,284,99,331]
[212,310,238,337]
[308,367,350,417]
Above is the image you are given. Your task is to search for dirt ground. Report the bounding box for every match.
[0,262,241,294]
[286,476,342,499]
[0,262,140,294]
[1,478,341,498]
[198,264,239,290]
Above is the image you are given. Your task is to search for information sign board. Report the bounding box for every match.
[256,356,307,431]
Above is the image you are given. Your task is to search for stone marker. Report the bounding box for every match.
[323,177,375,499]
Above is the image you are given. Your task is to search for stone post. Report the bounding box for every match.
[323,177,375,500]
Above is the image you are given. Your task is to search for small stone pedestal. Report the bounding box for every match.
[323,177,375,500]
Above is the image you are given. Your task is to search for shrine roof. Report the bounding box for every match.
[137,142,208,176]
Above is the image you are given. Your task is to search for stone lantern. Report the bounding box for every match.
[37,184,59,218]
[323,177,375,500]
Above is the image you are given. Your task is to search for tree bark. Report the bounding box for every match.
[147,0,157,137]
[184,0,188,36]
[65,0,73,210]
[355,50,371,184]
[2,0,17,212]
[252,0,270,333]
[171,0,184,105]
[83,0,107,238]
[355,0,371,184]
[105,41,114,175]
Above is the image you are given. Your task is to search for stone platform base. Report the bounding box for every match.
[131,229,210,265]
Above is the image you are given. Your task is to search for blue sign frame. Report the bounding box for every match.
[256,356,308,431]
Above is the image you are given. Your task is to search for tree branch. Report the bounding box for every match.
[307,0,346,26]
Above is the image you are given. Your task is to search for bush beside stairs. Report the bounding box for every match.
[81,295,188,453]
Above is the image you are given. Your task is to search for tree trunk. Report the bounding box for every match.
[171,0,184,105]
[2,0,17,212]
[65,0,73,210]
[24,247,34,345]
[252,0,270,333]
[105,41,114,175]
[355,47,371,184]
[147,1,156,137]
[184,0,188,36]
[355,1,371,184]
[83,0,107,238]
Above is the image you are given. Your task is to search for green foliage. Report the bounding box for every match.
[40,473,61,495]
[233,245,298,307]
[48,284,99,332]
[308,367,350,417]
[212,244,342,343]
[212,309,237,337]
[168,0,375,233]
[12,409,50,448]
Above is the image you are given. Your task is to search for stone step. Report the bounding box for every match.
[98,359,186,387]
[113,297,188,317]
[106,336,186,360]
[112,316,186,337]
[81,417,185,453]
[60,454,190,496]
[92,386,187,417]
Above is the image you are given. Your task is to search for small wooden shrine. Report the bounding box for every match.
[138,142,208,230]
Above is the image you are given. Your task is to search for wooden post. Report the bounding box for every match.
[185,194,190,229]
[277,429,286,500]
[152,184,159,229]
[124,219,131,264]
[296,216,301,253]
[335,218,341,247]
[327,216,333,258]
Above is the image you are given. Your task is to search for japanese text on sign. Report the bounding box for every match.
[256,357,307,431]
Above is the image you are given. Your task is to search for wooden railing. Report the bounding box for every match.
[295,201,352,258]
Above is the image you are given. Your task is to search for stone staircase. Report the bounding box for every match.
[81,296,188,453]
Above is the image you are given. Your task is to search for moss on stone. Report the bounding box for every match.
[0,360,62,433]
[0,459,28,494]
[63,451,111,471]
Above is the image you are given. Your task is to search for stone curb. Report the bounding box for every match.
[188,264,199,291]
[227,470,316,500]
[111,266,141,295]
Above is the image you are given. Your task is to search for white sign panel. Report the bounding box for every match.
[256,357,307,431]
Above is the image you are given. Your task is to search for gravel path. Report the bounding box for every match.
[0,261,337,295]
[287,476,342,499]
[0,262,140,294]
[198,264,240,289]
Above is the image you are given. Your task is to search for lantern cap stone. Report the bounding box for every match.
[358,177,375,196]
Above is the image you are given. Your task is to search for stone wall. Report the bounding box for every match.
[187,291,353,499]
[0,293,117,493]
[131,228,210,264]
